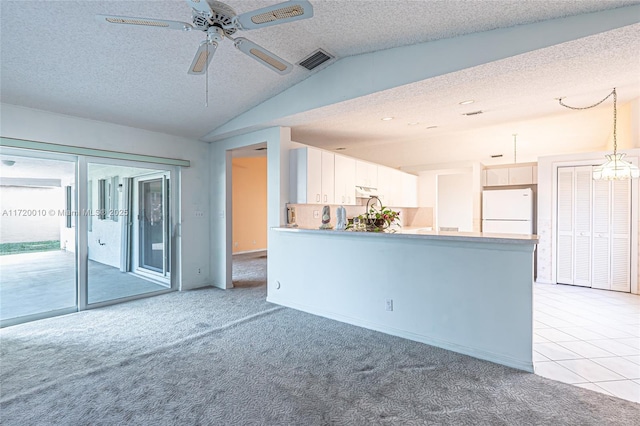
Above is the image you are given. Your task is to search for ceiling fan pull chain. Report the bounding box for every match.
[205,43,209,107]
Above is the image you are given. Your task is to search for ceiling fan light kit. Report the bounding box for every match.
[559,88,639,181]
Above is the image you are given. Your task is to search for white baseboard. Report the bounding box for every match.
[233,249,267,255]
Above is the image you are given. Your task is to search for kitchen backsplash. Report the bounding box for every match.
[287,203,433,229]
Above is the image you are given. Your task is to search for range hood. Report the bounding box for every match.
[355,185,379,198]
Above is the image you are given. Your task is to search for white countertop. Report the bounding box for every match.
[273,226,538,245]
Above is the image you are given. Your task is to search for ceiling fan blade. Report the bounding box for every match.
[235,0,314,30]
[186,0,213,16]
[234,38,292,75]
[96,14,193,31]
[188,41,217,75]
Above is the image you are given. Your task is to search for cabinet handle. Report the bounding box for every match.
[316,194,320,202]
[342,196,345,203]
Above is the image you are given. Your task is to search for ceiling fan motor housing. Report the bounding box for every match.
[192,0,237,36]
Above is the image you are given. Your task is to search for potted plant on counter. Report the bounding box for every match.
[348,196,401,232]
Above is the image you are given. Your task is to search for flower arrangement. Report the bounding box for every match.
[348,196,401,232]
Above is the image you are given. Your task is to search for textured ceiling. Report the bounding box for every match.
[1,0,639,168]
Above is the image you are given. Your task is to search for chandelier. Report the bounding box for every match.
[559,88,639,180]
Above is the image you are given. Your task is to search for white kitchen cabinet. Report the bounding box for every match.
[486,168,509,186]
[356,160,378,188]
[402,173,418,207]
[484,164,537,186]
[509,166,533,185]
[289,147,334,204]
[556,165,630,292]
[321,151,335,204]
[377,166,417,207]
[334,154,356,205]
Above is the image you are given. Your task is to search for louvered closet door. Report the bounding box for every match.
[573,167,593,286]
[557,167,574,284]
[611,179,631,292]
[592,178,611,290]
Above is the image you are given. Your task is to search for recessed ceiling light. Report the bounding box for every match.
[335,147,346,151]
[381,117,394,121]
[426,126,438,130]
[407,122,420,126]
[459,100,475,105]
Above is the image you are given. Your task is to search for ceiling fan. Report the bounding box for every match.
[96,0,314,76]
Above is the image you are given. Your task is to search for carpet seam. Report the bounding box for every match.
[0,306,284,405]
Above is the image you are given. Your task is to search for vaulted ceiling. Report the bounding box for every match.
[1,1,639,169]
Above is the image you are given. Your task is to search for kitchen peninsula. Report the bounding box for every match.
[267,227,538,372]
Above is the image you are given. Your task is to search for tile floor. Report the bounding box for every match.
[534,282,640,404]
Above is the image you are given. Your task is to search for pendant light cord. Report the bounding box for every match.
[559,88,617,154]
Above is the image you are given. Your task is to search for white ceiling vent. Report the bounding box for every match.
[462,110,484,116]
[298,49,334,71]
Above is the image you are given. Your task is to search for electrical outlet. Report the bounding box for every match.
[385,299,393,311]
[197,267,202,275]
[234,242,238,248]
[313,210,319,218]
[252,240,256,245]
[194,210,204,217]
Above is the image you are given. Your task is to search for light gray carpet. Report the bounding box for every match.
[232,250,267,288]
[1,281,639,424]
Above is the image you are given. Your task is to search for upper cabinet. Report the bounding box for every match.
[291,146,418,207]
[290,147,335,204]
[334,155,356,205]
[355,160,378,188]
[483,164,537,187]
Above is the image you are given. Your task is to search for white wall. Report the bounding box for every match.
[437,173,473,232]
[269,229,536,372]
[418,162,483,232]
[537,149,639,294]
[0,104,211,290]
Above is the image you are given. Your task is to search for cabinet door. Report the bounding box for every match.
[321,151,335,204]
[486,168,508,186]
[334,155,356,205]
[355,160,378,188]
[509,166,533,185]
[307,147,322,204]
[368,162,378,189]
[402,173,418,208]
[376,166,391,205]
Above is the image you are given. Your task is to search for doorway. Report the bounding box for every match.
[86,163,172,305]
[230,144,268,289]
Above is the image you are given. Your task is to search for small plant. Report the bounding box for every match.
[348,196,401,232]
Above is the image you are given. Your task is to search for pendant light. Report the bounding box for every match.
[559,88,639,180]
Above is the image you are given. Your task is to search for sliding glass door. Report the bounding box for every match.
[136,174,170,277]
[0,150,77,326]
[0,144,181,326]
[86,163,172,305]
